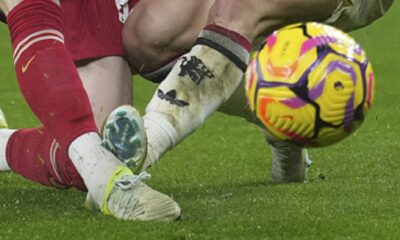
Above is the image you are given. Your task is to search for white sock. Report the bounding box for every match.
[68,132,125,204]
[142,26,250,168]
[142,112,179,170]
[0,129,15,171]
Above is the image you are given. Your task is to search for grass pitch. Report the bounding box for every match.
[1,4,400,239]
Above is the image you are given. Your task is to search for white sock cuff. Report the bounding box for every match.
[144,112,179,145]
[0,129,16,171]
[143,112,179,161]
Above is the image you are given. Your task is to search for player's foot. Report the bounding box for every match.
[85,166,182,221]
[269,137,312,183]
[102,105,147,173]
[0,109,8,128]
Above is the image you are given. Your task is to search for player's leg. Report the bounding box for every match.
[122,0,251,168]
[2,0,120,201]
[0,0,181,221]
[63,56,173,219]
[138,0,331,170]
[125,0,259,169]
[77,56,147,171]
[326,0,394,32]
[120,0,337,175]
[0,56,133,187]
[77,56,133,129]
[0,122,181,221]
[4,127,86,189]
[124,0,338,81]
[121,0,392,181]
[0,56,133,189]
[123,0,394,91]
[0,109,84,189]
[62,0,146,170]
[125,0,394,77]
[124,0,214,80]
[0,63,180,221]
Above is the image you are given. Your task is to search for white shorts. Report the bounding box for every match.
[325,0,394,31]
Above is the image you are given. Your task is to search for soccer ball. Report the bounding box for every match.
[245,22,374,147]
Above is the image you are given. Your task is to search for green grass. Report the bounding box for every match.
[1,3,400,239]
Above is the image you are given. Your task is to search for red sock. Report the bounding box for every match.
[7,0,98,148]
[6,128,86,191]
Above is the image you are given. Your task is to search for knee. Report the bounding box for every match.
[122,12,162,72]
[122,3,193,73]
[122,18,183,73]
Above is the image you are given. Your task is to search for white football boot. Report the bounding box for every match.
[85,166,182,221]
[102,105,147,173]
[95,106,182,221]
[267,134,312,183]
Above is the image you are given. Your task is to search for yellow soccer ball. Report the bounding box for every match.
[245,22,374,147]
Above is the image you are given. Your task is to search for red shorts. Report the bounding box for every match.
[61,0,139,61]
